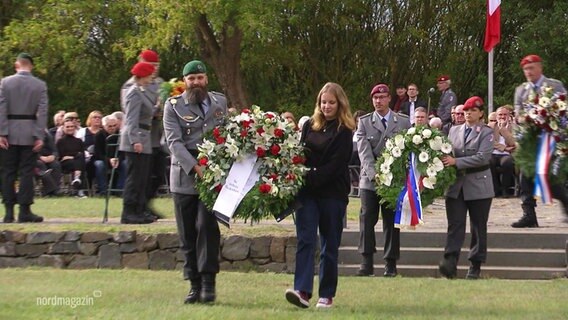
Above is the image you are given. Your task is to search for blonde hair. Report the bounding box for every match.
[85,110,103,127]
[311,82,355,131]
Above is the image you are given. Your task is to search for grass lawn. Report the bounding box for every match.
[0,196,365,236]
[0,268,566,319]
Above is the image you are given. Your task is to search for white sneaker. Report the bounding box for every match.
[316,297,333,309]
[76,190,87,198]
[71,178,81,189]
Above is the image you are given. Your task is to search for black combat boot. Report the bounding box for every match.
[356,254,374,276]
[466,261,481,280]
[384,259,398,277]
[121,204,154,224]
[3,205,15,223]
[511,205,539,228]
[184,277,202,304]
[439,255,458,279]
[200,273,216,303]
[18,205,43,223]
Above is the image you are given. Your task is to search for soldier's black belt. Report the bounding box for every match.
[139,123,151,130]
[8,114,36,120]
[456,165,490,177]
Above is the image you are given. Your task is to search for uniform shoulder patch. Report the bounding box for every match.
[359,113,372,119]
[168,95,182,106]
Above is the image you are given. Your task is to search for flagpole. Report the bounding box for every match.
[488,49,494,114]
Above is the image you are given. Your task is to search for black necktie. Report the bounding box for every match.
[381,118,387,129]
[464,127,472,140]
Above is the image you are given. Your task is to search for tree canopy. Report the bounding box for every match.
[0,0,566,121]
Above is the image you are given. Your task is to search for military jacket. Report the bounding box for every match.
[163,90,227,194]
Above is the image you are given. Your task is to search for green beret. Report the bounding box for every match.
[183,60,207,76]
[17,52,34,65]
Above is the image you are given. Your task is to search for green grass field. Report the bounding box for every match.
[0,196,364,235]
[0,268,566,320]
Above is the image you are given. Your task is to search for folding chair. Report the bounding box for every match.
[103,134,122,223]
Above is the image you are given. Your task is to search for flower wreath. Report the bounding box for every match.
[514,85,568,183]
[375,126,456,209]
[195,106,308,222]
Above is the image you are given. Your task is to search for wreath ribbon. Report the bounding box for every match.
[533,132,555,204]
[394,153,423,229]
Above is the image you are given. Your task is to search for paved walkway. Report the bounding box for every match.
[34,197,568,234]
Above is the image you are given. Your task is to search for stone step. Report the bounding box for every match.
[338,246,566,268]
[338,264,567,280]
[340,230,568,249]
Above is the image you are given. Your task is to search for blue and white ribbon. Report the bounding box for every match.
[394,153,423,229]
[533,132,555,204]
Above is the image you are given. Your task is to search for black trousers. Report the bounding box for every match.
[122,152,151,215]
[519,173,568,215]
[173,193,220,280]
[444,191,492,263]
[1,146,36,206]
[145,147,167,204]
[490,154,515,196]
[358,189,400,261]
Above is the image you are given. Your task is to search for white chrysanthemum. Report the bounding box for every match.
[441,143,453,154]
[380,162,391,174]
[557,100,567,111]
[412,135,423,145]
[426,166,437,177]
[392,147,402,158]
[419,151,429,162]
[539,97,551,108]
[422,129,432,139]
[429,138,442,151]
[422,176,436,189]
[550,121,558,131]
[385,139,394,151]
[432,157,444,171]
[394,135,405,149]
[407,127,416,135]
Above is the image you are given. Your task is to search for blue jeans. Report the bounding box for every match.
[94,159,127,194]
[293,196,346,299]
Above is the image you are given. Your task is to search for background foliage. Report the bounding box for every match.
[1,0,566,122]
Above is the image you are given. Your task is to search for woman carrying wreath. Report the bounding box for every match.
[285,82,355,309]
[439,96,494,280]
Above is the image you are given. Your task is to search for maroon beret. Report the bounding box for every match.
[139,49,159,63]
[130,62,155,78]
[370,84,389,97]
[437,75,450,82]
[520,54,541,67]
[463,96,484,111]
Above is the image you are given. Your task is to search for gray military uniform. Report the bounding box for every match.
[119,84,154,154]
[163,90,227,194]
[356,111,411,264]
[0,71,48,145]
[443,123,494,264]
[514,76,566,117]
[438,88,457,125]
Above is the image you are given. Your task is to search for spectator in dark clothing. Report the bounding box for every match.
[36,129,62,196]
[93,115,126,195]
[56,119,86,196]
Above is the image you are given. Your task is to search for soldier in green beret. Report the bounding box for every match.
[163,60,227,304]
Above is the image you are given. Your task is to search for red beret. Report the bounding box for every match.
[520,54,541,67]
[437,75,450,82]
[370,84,389,97]
[130,62,155,78]
[139,50,159,63]
[463,96,484,111]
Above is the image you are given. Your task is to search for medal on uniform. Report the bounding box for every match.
[183,115,194,121]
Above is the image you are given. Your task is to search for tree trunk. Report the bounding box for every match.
[195,13,249,110]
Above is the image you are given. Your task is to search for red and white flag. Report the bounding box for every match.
[484,0,501,52]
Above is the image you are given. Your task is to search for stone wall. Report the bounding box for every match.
[0,231,299,273]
